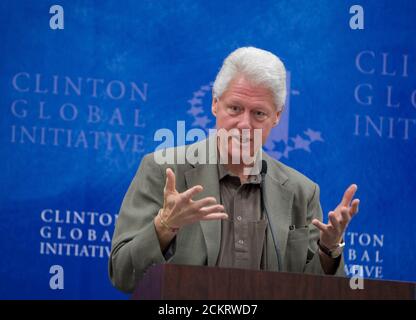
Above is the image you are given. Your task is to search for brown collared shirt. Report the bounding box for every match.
[215,163,268,270]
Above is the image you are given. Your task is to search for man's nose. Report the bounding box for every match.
[236,111,253,129]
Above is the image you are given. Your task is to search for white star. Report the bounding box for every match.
[283,145,293,158]
[304,129,324,142]
[192,116,211,128]
[291,135,311,152]
[187,106,204,117]
[194,90,205,97]
[188,97,202,106]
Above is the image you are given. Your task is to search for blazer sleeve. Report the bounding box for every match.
[108,153,170,293]
[303,183,346,277]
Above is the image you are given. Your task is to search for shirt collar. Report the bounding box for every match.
[217,155,262,184]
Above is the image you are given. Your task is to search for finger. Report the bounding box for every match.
[329,211,342,232]
[198,204,225,216]
[340,184,358,207]
[350,199,360,217]
[164,168,176,193]
[200,213,229,221]
[340,207,351,226]
[312,219,328,232]
[192,197,218,210]
[181,185,204,201]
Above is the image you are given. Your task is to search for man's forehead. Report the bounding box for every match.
[226,76,270,93]
[220,77,272,100]
[224,97,270,109]
[220,90,275,110]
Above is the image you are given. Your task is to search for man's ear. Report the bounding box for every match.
[273,111,282,126]
[211,96,218,117]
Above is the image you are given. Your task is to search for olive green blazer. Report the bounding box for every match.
[109,136,345,293]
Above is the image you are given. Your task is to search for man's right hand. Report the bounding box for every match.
[161,168,228,230]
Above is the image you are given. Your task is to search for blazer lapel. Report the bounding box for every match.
[263,154,294,271]
[184,164,221,266]
[184,135,221,266]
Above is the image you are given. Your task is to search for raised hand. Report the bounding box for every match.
[161,168,228,230]
[312,184,360,249]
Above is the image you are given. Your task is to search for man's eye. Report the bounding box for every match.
[228,106,241,113]
[254,111,267,119]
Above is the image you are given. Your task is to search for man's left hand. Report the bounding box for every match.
[312,184,360,249]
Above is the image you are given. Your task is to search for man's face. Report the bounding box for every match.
[212,75,281,165]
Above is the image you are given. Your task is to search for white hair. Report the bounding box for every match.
[213,47,287,111]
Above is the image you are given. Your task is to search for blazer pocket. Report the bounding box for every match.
[287,226,309,242]
[285,227,309,273]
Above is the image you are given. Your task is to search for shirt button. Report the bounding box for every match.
[237,216,242,221]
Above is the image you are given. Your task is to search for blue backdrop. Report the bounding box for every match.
[1,0,415,299]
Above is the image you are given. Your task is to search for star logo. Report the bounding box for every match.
[186,82,214,133]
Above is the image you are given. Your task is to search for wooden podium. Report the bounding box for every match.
[132,264,415,300]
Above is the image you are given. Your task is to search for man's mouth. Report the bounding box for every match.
[232,137,253,146]
[231,134,252,144]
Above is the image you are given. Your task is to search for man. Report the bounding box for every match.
[109,47,360,293]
